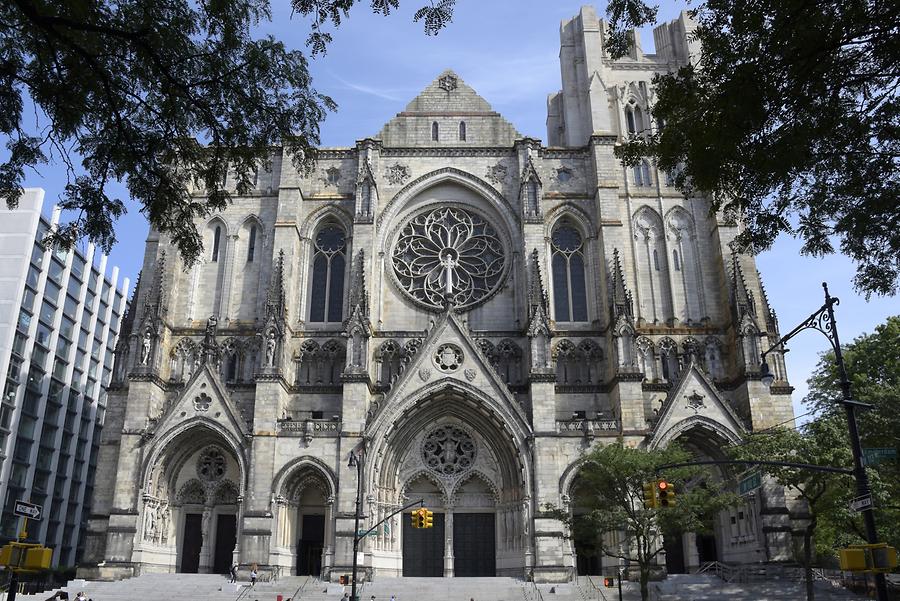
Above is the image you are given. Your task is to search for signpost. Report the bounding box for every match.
[13,500,42,521]
[850,495,874,513]
[863,448,897,466]
[739,471,761,496]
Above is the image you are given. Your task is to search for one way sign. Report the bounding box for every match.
[13,500,42,521]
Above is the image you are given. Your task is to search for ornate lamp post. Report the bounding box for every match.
[347,443,364,601]
[759,282,887,601]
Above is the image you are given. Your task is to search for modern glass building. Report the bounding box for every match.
[0,188,129,566]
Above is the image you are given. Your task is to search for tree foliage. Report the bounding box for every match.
[730,419,857,600]
[0,0,455,264]
[609,0,900,297]
[803,315,900,549]
[547,442,738,601]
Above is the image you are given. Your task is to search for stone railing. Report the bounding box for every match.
[556,418,620,437]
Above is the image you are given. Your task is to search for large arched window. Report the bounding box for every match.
[551,223,588,322]
[308,224,347,324]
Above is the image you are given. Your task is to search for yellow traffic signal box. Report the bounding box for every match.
[642,481,657,509]
[423,509,434,529]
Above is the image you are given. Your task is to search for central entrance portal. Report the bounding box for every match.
[402,512,445,576]
[453,513,495,576]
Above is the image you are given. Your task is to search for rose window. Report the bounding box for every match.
[197,447,227,482]
[391,207,506,310]
[422,426,476,476]
[433,343,463,373]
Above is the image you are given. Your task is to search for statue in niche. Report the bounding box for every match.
[140,331,152,365]
[265,330,277,367]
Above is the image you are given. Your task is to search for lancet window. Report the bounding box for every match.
[308,224,347,324]
[550,222,588,322]
[554,339,603,385]
[294,339,345,386]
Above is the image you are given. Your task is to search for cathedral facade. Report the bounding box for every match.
[82,6,798,583]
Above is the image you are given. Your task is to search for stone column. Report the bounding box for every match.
[444,509,454,577]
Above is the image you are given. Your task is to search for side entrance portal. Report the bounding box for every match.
[297,514,325,576]
[213,514,237,574]
[181,513,203,573]
[402,512,445,576]
[453,513,495,577]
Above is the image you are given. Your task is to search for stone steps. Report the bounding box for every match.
[10,572,868,601]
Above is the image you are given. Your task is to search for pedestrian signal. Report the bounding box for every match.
[423,509,434,529]
[657,480,675,507]
[603,577,614,588]
[642,481,657,509]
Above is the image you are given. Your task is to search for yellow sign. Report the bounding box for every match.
[839,543,898,573]
[0,542,52,572]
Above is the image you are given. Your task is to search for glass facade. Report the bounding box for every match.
[0,203,129,568]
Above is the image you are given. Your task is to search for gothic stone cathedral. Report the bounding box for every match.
[82,6,799,583]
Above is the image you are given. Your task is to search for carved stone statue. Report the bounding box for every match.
[140,331,152,365]
[265,330,277,367]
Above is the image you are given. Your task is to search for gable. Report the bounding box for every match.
[376,70,521,147]
[649,360,746,449]
[151,364,251,443]
[378,311,527,425]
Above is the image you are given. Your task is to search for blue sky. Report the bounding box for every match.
[16,0,896,419]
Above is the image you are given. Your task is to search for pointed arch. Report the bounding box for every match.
[632,206,673,324]
[192,217,229,320]
[666,206,706,322]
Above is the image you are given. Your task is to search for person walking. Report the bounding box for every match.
[229,561,238,583]
[250,564,259,587]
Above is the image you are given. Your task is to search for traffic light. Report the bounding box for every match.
[423,509,434,529]
[411,509,421,529]
[657,480,676,508]
[642,481,658,509]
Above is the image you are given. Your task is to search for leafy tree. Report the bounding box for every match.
[803,315,900,549]
[730,418,858,601]
[608,0,900,297]
[547,442,738,601]
[0,0,455,263]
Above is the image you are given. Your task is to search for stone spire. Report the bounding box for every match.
[265,250,287,324]
[344,250,371,374]
[609,248,634,322]
[730,247,757,324]
[526,249,552,371]
[356,158,378,221]
[757,270,779,334]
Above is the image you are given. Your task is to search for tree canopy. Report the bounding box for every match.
[611,0,900,297]
[548,442,738,601]
[0,0,454,264]
[3,0,898,296]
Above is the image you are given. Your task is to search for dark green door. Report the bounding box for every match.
[402,512,444,577]
[453,513,495,577]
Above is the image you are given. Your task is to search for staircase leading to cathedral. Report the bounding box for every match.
[16,572,868,601]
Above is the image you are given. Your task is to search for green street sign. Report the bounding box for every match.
[739,472,761,496]
[863,448,897,466]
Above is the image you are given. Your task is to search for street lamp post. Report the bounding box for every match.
[759,282,888,601]
[347,444,364,601]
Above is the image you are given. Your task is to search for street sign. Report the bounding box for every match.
[863,448,897,466]
[739,472,761,496]
[13,500,42,521]
[850,495,873,513]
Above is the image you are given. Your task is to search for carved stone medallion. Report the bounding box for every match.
[386,163,411,185]
[434,343,463,373]
[193,393,211,412]
[485,163,508,185]
[438,74,458,92]
[422,426,476,477]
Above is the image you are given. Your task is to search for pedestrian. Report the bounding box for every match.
[230,561,238,583]
[250,565,259,587]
